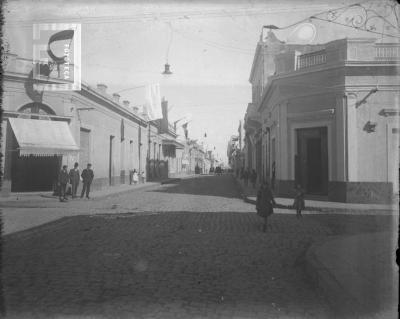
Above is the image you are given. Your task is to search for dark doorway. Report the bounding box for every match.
[109,135,115,185]
[11,154,61,192]
[296,127,328,195]
[307,138,323,193]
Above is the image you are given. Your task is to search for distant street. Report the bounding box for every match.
[3,175,393,319]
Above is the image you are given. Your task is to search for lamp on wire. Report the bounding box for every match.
[162,22,173,76]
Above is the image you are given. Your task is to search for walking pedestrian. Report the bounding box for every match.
[81,163,94,199]
[132,169,139,185]
[69,162,80,198]
[140,171,146,184]
[58,165,69,202]
[256,182,276,232]
[250,169,257,189]
[293,184,305,219]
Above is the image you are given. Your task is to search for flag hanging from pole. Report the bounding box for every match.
[182,122,189,139]
[145,83,163,120]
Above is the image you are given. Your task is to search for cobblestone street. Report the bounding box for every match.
[3,175,395,318]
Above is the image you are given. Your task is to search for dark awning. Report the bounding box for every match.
[162,139,185,149]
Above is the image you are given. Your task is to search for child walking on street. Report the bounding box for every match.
[256,182,276,232]
[293,184,305,218]
[132,169,139,185]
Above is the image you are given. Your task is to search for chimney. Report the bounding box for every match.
[112,93,120,103]
[97,83,107,94]
[161,98,169,133]
[132,106,139,114]
[123,100,130,108]
[161,97,168,121]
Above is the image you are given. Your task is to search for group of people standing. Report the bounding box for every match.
[58,163,94,202]
[130,169,146,185]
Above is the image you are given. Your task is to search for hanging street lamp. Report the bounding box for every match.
[162,63,172,75]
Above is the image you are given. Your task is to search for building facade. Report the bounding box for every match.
[1,53,185,195]
[247,33,400,203]
[145,99,185,181]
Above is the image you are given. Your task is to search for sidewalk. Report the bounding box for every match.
[305,231,398,318]
[233,175,397,214]
[0,181,160,205]
[0,174,201,205]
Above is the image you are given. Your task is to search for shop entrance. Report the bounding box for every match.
[11,154,61,192]
[295,127,328,195]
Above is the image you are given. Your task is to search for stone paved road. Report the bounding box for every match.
[3,175,394,318]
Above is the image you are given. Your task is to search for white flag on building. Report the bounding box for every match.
[145,83,163,120]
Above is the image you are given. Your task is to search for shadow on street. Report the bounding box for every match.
[149,174,242,199]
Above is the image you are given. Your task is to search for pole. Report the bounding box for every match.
[147,121,151,181]
[138,125,141,174]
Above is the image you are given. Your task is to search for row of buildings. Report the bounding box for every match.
[1,52,216,195]
[228,31,400,203]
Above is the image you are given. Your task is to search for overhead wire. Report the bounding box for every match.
[170,26,254,55]
[4,5,333,27]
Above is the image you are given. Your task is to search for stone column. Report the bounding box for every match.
[346,93,358,182]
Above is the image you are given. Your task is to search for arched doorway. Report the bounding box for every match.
[10,103,62,192]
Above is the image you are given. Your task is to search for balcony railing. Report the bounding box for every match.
[375,44,400,60]
[296,50,327,70]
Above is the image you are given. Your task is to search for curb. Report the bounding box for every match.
[243,194,396,214]
[0,183,162,206]
[232,175,396,214]
[94,182,161,200]
[161,178,181,185]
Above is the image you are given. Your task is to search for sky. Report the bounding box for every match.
[3,0,396,163]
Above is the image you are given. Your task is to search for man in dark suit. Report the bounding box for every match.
[58,165,69,202]
[81,163,94,199]
[69,162,80,198]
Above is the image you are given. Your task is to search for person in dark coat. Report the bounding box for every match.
[256,182,276,232]
[250,169,257,189]
[58,165,69,202]
[81,163,94,199]
[69,162,80,198]
[293,184,305,218]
